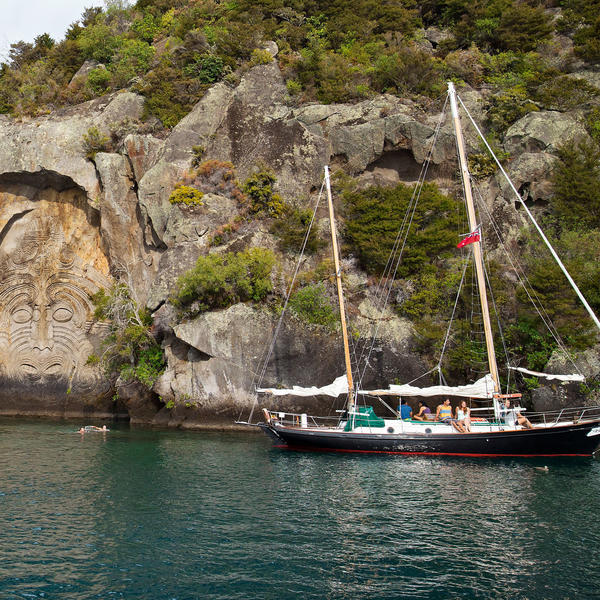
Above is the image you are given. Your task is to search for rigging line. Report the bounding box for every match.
[472,178,581,375]
[357,99,450,381]
[470,176,561,340]
[403,365,441,386]
[438,255,471,367]
[368,95,450,315]
[371,113,449,316]
[457,93,600,334]
[243,179,326,423]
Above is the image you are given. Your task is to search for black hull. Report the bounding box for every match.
[260,421,600,457]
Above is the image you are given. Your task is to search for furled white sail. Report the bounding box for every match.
[256,375,349,397]
[509,366,585,383]
[358,374,495,399]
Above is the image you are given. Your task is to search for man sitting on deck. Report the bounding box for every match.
[398,399,412,421]
[435,399,466,433]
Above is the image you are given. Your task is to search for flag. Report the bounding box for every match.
[457,230,480,248]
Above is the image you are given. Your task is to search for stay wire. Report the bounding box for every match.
[243,178,326,424]
[357,96,450,383]
[472,178,580,375]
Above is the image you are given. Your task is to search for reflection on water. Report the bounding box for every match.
[0,420,599,599]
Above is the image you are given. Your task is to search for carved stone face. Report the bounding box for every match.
[0,190,111,398]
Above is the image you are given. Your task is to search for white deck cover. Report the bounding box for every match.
[358,374,495,399]
[257,375,349,397]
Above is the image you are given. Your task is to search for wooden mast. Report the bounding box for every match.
[448,82,500,396]
[324,166,355,410]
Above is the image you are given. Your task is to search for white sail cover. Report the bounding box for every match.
[358,374,496,399]
[509,366,585,382]
[256,375,349,397]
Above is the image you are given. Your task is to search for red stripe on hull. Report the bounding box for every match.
[274,444,591,457]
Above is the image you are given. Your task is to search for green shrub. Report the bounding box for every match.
[270,203,325,254]
[243,169,285,217]
[184,54,225,83]
[77,23,120,63]
[109,39,155,88]
[289,283,338,329]
[515,224,600,348]
[250,48,274,66]
[535,75,599,111]
[82,126,110,160]
[551,141,600,228]
[584,107,600,145]
[504,317,558,372]
[343,182,462,277]
[286,79,302,96]
[172,247,276,316]
[485,86,539,135]
[137,57,192,128]
[86,66,111,94]
[467,140,510,179]
[91,284,166,390]
[169,185,204,206]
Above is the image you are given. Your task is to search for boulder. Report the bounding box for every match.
[504,111,590,155]
[497,152,558,203]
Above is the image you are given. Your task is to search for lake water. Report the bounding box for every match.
[1,420,599,599]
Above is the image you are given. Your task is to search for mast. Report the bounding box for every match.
[324,166,355,410]
[448,82,501,398]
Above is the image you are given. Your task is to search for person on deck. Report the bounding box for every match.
[436,399,466,433]
[398,399,412,421]
[456,400,471,432]
[413,400,432,421]
[503,399,533,429]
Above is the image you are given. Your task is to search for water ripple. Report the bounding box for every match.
[0,422,599,599]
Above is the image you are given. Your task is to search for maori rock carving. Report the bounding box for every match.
[0,191,112,400]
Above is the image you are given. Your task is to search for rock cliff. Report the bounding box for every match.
[0,52,597,425]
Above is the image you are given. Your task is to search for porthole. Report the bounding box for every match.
[387,427,395,433]
[425,428,432,434]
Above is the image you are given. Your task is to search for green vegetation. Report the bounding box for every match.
[168,184,204,206]
[343,182,462,278]
[289,282,338,329]
[243,169,285,217]
[270,202,324,254]
[0,0,597,129]
[91,283,166,389]
[82,125,111,160]
[172,247,276,317]
[550,141,600,229]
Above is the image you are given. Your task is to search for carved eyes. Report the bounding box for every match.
[20,362,63,377]
[53,307,73,323]
[12,307,33,324]
[10,305,74,323]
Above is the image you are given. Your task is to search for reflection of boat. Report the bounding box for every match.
[254,82,600,457]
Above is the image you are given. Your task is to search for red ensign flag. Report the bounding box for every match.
[457,231,480,248]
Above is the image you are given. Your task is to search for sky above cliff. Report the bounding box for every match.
[0,0,103,61]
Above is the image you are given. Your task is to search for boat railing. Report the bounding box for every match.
[262,409,340,428]
[526,405,600,426]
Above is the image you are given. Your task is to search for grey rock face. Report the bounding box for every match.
[497,152,558,203]
[0,53,594,425]
[504,111,590,155]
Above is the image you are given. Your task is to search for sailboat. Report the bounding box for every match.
[254,82,600,457]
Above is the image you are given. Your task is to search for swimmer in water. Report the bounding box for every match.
[78,425,109,433]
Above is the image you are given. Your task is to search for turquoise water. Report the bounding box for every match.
[1,420,599,599]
